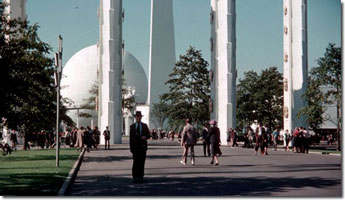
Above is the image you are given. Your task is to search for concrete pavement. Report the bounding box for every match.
[66,138,342,197]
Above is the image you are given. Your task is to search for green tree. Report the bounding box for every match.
[161,46,210,130]
[297,78,325,131]
[150,100,169,130]
[236,71,260,129]
[0,2,72,132]
[236,67,283,131]
[298,43,341,150]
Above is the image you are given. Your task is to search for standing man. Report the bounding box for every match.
[130,111,150,183]
[180,119,197,166]
[202,122,211,157]
[103,126,110,150]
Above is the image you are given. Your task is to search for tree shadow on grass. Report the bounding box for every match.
[0,173,66,196]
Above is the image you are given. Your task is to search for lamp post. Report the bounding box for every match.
[54,35,63,167]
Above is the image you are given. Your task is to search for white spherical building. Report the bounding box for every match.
[60,45,98,128]
[61,45,148,128]
[123,51,148,104]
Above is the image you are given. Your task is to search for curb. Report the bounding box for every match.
[58,148,86,196]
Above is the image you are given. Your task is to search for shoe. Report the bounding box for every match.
[191,161,195,166]
[180,160,186,165]
[215,163,219,166]
[210,161,214,165]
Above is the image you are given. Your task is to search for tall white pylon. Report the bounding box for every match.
[98,0,123,144]
[147,0,176,129]
[210,0,237,145]
[283,0,308,133]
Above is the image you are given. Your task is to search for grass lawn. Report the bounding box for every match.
[0,148,80,196]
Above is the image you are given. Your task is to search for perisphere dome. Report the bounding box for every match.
[61,45,98,127]
[61,46,148,127]
[123,51,148,104]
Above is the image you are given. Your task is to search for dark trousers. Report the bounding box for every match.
[132,151,147,180]
[203,142,210,156]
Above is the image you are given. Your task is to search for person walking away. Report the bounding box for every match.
[291,127,300,153]
[272,128,279,151]
[283,129,290,151]
[85,126,93,152]
[202,122,211,157]
[180,119,197,166]
[303,127,310,154]
[232,129,239,147]
[75,127,85,152]
[208,120,221,165]
[103,126,110,150]
[226,128,231,147]
[255,123,264,155]
[93,126,100,149]
[10,129,18,151]
[71,128,78,146]
[130,111,150,183]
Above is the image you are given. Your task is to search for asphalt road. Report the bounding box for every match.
[67,138,342,197]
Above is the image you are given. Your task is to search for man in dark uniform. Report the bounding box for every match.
[130,111,150,183]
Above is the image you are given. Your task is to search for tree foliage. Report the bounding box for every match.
[150,100,169,130]
[298,43,341,150]
[0,2,73,132]
[161,46,210,130]
[237,67,283,131]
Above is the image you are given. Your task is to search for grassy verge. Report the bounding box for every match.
[0,148,80,196]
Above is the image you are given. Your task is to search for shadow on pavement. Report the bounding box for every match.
[67,175,341,196]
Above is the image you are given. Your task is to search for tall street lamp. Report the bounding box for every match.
[54,35,63,167]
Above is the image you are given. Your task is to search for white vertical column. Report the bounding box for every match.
[148,0,176,129]
[210,0,236,145]
[99,0,123,144]
[283,0,308,133]
[3,0,27,20]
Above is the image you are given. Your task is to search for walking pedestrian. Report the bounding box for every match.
[180,119,197,166]
[75,126,85,152]
[103,126,110,150]
[226,128,231,147]
[231,129,239,147]
[283,129,290,151]
[10,129,18,151]
[272,128,279,151]
[93,126,100,149]
[130,111,150,184]
[202,122,210,157]
[255,123,265,155]
[208,120,221,165]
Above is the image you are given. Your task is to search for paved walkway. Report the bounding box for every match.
[67,138,341,197]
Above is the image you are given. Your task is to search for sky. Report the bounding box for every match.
[24,0,341,82]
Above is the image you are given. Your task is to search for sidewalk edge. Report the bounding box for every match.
[58,149,86,196]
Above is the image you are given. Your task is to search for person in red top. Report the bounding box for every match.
[292,127,300,153]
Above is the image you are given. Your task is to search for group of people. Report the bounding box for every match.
[179,119,222,166]
[283,127,310,153]
[128,110,223,184]
[69,125,111,152]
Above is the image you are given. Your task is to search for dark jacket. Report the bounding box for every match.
[130,122,150,154]
[202,128,209,143]
[208,126,220,144]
